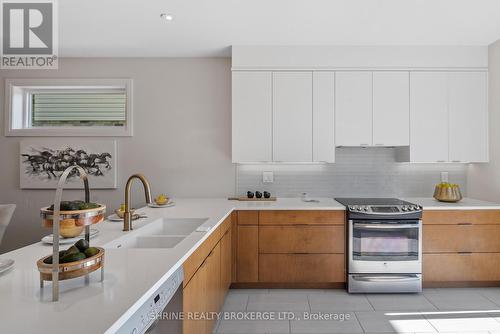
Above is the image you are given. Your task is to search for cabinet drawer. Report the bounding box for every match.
[259,210,345,225]
[259,254,345,283]
[424,225,500,253]
[259,226,344,254]
[237,211,259,225]
[423,210,500,225]
[423,253,500,282]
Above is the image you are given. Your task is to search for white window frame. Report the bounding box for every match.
[4,78,133,136]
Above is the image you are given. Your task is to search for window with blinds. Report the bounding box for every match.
[30,90,127,127]
[6,78,132,136]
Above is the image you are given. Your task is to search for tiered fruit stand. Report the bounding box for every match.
[37,166,106,302]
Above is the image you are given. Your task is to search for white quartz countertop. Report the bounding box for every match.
[1,196,499,333]
[0,197,342,334]
[405,197,500,210]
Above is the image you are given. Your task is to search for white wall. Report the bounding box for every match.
[468,39,500,201]
[232,45,488,69]
[0,58,234,253]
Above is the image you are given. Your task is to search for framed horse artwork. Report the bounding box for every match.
[19,140,117,189]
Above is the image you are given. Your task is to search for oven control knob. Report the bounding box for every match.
[348,206,354,211]
[402,206,408,211]
[363,206,368,211]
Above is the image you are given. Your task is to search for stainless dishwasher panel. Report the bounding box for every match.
[116,267,183,334]
[348,274,422,293]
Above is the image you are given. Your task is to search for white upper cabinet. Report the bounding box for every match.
[273,72,313,162]
[232,71,272,163]
[410,71,488,163]
[313,72,335,163]
[232,67,488,164]
[448,72,488,163]
[410,72,449,163]
[335,72,373,146]
[372,72,410,146]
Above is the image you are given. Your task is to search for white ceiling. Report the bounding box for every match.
[60,0,500,57]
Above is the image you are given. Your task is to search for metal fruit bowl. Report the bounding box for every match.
[41,204,106,228]
[37,247,105,281]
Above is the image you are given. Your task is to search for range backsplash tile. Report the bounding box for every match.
[236,147,467,198]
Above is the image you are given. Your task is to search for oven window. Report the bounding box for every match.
[352,222,419,261]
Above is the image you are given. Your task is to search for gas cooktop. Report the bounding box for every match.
[334,197,422,216]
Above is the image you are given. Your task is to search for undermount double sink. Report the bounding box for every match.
[104,217,209,249]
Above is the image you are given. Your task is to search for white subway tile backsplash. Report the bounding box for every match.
[236,147,467,198]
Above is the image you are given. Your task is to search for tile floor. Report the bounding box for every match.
[213,288,500,334]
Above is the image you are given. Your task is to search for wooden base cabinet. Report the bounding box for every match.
[236,226,259,282]
[233,210,346,287]
[220,228,232,296]
[183,217,232,334]
[423,210,500,286]
[183,255,209,334]
[235,211,259,283]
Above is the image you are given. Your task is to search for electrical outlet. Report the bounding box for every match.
[262,171,274,184]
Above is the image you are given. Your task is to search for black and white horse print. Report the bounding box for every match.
[21,146,113,180]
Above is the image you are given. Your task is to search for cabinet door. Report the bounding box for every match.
[335,72,373,146]
[236,226,259,282]
[206,243,221,334]
[313,72,335,162]
[273,72,313,162]
[232,71,273,162]
[373,72,410,146]
[183,259,208,334]
[220,228,232,297]
[410,72,449,162]
[448,72,488,163]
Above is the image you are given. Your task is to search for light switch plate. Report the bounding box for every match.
[262,171,274,183]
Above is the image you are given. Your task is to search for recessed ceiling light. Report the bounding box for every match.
[160,13,174,21]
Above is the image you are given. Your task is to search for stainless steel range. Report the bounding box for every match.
[335,198,423,293]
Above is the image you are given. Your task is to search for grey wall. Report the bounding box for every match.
[237,148,467,198]
[0,58,235,253]
[468,39,500,202]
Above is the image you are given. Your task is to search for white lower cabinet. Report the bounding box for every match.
[410,71,488,163]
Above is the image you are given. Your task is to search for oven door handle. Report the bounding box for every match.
[351,275,420,282]
[354,223,419,229]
